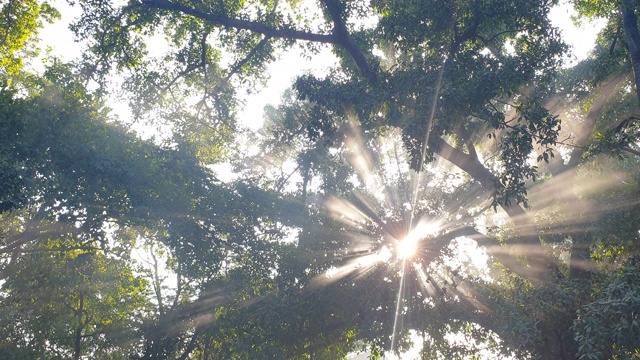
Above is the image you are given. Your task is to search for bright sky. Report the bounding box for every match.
[549,4,606,64]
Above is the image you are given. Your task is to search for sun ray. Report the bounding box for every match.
[317,96,501,357]
[390,259,408,353]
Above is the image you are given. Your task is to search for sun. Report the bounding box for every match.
[395,221,439,260]
[396,235,418,259]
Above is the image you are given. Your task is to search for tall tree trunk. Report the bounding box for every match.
[74,293,84,360]
[621,0,640,107]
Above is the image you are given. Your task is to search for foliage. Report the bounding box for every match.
[574,257,640,360]
[2,0,640,359]
[0,0,59,75]
[0,241,148,359]
[0,59,303,358]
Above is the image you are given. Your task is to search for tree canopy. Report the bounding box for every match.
[2,0,640,359]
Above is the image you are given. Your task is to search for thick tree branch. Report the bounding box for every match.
[436,139,536,242]
[435,139,551,284]
[437,140,530,230]
[143,0,333,43]
[1,220,78,253]
[477,35,507,63]
[436,138,496,188]
[141,0,374,81]
[451,20,479,55]
[623,145,640,156]
[320,0,376,81]
[0,246,99,254]
[418,226,480,267]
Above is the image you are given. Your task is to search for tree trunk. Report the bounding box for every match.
[74,293,84,360]
[621,0,640,107]
[569,237,593,279]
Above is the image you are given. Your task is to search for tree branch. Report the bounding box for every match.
[623,146,640,156]
[0,246,100,255]
[320,0,376,82]
[176,329,201,360]
[150,248,165,317]
[141,0,375,80]
[143,0,334,43]
[435,138,496,189]
[0,0,16,48]
[210,35,272,95]
[436,140,536,243]
[435,138,551,284]
[171,261,183,311]
[1,220,78,252]
[156,63,204,102]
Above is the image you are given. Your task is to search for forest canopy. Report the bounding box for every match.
[1,0,640,359]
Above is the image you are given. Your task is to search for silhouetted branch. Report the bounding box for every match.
[142,0,375,80]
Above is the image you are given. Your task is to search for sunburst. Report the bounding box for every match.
[311,122,465,357]
[395,220,441,260]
